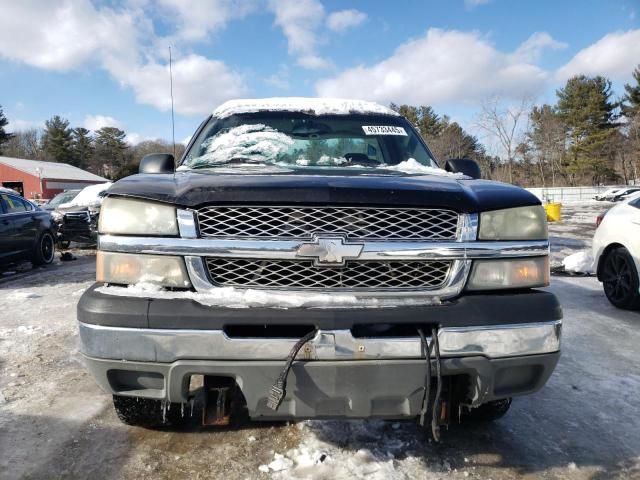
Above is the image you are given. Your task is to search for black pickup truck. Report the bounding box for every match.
[78,98,561,436]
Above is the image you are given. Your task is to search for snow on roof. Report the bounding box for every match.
[213,97,400,119]
[0,157,107,182]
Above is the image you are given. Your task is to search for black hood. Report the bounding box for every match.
[107,169,540,213]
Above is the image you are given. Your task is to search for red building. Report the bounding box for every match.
[0,157,108,201]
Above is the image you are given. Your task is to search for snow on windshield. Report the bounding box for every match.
[59,182,112,208]
[188,124,295,167]
[381,159,466,177]
[213,97,399,119]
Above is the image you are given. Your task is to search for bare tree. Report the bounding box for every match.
[475,96,532,184]
[1,129,44,159]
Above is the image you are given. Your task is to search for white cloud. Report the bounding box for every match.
[157,0,258,42]
[316,28,553,106]
[464,0,491,9]
[0,0,140,72]
[556,30,640,81]
[83,115,124,131]
[0,1,247,116]
[6,119,44,132]
[122,54,248,116]
[125,132,158,146]
[513,32,568,62]
[265,65,290,89]
[297,54,333,70]
[268,0,331,70]
[326,9,367,32]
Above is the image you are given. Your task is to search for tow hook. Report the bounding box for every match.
[202,377,235,426]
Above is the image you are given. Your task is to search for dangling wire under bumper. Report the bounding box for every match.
[417,327,443,442]
[266,329,319,411]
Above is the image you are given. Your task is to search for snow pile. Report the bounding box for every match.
[96,284,442,309]
[563,250,595,274]
[381,158,466,177]
[59,182,111,208]
[8,291,41,299]
[189,124,294,167]
[257,421,442,479]
[213,97,399,119]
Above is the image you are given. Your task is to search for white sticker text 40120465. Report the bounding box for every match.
[362,125,407,136]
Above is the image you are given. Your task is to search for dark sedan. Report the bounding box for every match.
[0,190,56,266]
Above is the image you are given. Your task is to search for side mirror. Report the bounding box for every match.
[139,153,175,174]
[444,158,481,179]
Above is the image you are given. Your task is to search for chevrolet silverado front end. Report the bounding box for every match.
[77,98,561,436]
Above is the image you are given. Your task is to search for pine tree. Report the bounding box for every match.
[42,115,73,163]
[390,104,442,138]
[71,127,94,169]
[622,65,640,183]
[0,105,14,155]
[94,127,128,178]
[622,65,640,117]
[556,75,618,184]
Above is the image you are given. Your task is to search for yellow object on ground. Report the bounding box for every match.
[544,202,562,222]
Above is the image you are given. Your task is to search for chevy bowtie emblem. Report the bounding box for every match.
[296,235,364,266]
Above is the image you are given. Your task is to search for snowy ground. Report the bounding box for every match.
[1,203,639,479]
[548,201,609,268]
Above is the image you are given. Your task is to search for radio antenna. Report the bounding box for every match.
[169,46,176,157]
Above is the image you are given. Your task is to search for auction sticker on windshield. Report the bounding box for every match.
[362,125,407,136]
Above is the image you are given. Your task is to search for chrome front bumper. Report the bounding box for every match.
[78,320,562,363]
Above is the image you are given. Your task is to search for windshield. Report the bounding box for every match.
[180,113,439,172]
[48,190,80,207]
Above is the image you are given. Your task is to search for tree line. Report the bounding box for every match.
[1,65,639,186]
[0,113,184,180]
[391,66,640,187]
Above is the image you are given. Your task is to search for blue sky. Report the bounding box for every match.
[0,0,638,148]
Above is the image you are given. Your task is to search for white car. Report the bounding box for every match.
[592,193,640,309]
[611,187,640,202]
[594,187,621,201]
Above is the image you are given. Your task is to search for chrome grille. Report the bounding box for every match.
[196,206,459,240]
[205,258,452,290]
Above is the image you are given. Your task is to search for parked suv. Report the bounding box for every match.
[78,98,561,436]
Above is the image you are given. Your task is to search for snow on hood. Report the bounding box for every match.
[96,283,442,309]
[380,158,466,178]
[59,182,112,208]
[213,97,399,119]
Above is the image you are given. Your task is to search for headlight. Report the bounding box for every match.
[51,211,63,222]
[99,197,178,236]
[466,257,549,290]
[479,206,547,240]
[96,251,191,288]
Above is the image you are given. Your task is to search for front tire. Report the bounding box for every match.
[601,247,640,310]
[32,231,55,266]
[112,395,186,428]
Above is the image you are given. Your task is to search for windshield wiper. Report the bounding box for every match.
[188,157,269,168]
